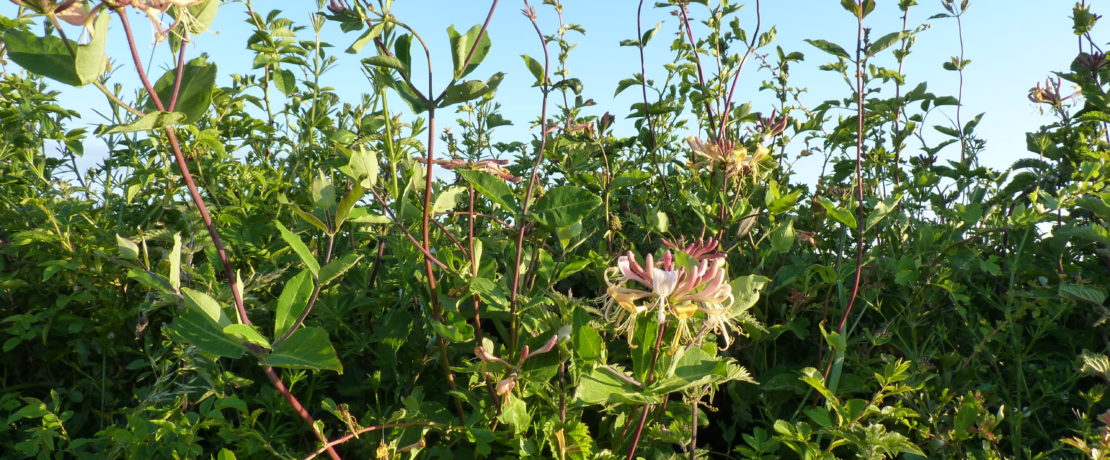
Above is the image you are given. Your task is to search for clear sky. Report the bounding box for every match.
[1,0,1084,182]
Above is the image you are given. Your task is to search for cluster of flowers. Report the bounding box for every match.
[12,0,206,41]
[603,238,742,349]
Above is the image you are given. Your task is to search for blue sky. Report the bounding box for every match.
[1,1,1084,181]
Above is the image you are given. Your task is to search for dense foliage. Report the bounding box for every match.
[2,0,1110,458]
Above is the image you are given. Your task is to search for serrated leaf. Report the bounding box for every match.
[272,68,296,96]
[262,327,343,372]
[1060,283,1107,305]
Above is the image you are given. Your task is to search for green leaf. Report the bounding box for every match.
[288,203,329,234]
[804,39,850,60]
[262,327,343,372]
[168,233,182,292]
[614,76,641,96]
[115,234,140,260]
[2,28,81,86]
[275,270,313,338]
[223,324,271,349]
[457,169,518,213]
[75,13,110,85]
[275,221,320,277]
[430,319,474,343]
[449,24,492,79]
[531,186,601,228]
[319,253,362,287]
[521,54,545,86]
[731,275,771,314]
[362,55,407,73]
[311,171,336,211]
[272,68,296,96]
[799,367,838,403]
[182,287,233,327]
[395,34,413,73]
[433,185,468,214]
[104,112,185,134]
[438,72,505,107]
[166,308,247,358]
[575,366,657,406]
[498,395,531,435]
[338,146,379,188]
[867,31,903,57]
[346,207,392,224]
[346,23,384,54]
[865,194,902,233]
[145,57,217,122]
[1060,283,1107,305]
[335,183,365,228]
[819,197,857,228]
[216,448,237,460]
[770,219,795,254]
[642,21,664,47]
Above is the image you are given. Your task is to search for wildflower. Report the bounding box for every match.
[602,238,740,348]
[10,0,94,26]
[687,136,769,177]
[415,157,521,183]
[1028,77,1077,107]
[130,0,206,43]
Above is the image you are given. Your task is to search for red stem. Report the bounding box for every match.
[118,9,339,459]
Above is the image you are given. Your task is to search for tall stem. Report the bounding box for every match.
[117,9,339,459]
[625,321,669,460]
[510,1,552,353]
[836,0,867,336]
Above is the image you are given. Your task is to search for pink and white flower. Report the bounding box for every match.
[602,238,740,348]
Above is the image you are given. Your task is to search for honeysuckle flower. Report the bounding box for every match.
[129,0,206,43]
[602,238,737,348]
[415,157,521,183]
[687,136,769,176]
[10,0,93,27]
